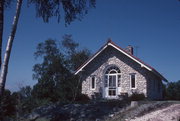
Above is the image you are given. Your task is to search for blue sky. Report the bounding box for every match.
[4,0,180,91]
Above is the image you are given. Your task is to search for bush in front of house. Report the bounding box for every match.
[165,80,180,100]
[75,94,90,103]
[129,92,145,101]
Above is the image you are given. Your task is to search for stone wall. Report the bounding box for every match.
[81,46,162,100]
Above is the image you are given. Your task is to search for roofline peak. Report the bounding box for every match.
[107,38,112,43]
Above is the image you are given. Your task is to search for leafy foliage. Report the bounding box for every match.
[0,36,91,119]
[0,35,91,119]
[0,90,17,120]
[62,34,90,71]
[28,0,96,25]
[17,86,37,114]
[0,0,95,98]
[129,92,145,101]
[32,36,91,104]
[4,0,14,8]
[75,94,90,103]
[165,80,180,100]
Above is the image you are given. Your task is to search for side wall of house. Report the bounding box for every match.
[81,46,162,100]
[147,72,163,100]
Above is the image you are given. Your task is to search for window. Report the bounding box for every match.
[91,76,96,90]
[105,66,121,74]
[104,65,121,88]
[130,74,136,89]
[109,89,116,96]
[109,75,116,87]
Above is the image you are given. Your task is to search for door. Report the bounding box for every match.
[104,66,121,99]
[108,75,117,98]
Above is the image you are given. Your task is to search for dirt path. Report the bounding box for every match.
[130,104,180,121]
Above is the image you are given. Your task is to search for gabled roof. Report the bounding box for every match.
[75,39,168,82]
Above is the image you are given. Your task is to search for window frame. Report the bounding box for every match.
[130,73,136,89]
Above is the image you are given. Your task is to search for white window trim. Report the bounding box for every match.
[90,76,96,90]
[130,73,136,89]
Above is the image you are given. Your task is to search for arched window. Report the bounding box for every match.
[105,66,121,74]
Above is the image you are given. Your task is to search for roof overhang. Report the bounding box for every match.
[74,44,108,75]
[74,40,168,82]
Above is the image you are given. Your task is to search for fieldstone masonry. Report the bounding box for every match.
[81,46,163,100]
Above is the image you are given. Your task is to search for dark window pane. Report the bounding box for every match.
[109,76,112,87]
[92,77,95,89]
[112,90,116,96]
[109,89,116,96]
[109,90,112,96]
[105,75,108,87]
[131,74,135,88]
[112,76,116,87]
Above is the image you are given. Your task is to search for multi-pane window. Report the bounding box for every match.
[130,74,136,89]
[109,89,116,96]
[108,75,117,96]
[109,75,116,87]
[105,66,121,74]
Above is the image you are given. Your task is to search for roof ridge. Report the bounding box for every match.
[74,39,167,82]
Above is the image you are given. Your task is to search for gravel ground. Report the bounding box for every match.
[130,104,180,121]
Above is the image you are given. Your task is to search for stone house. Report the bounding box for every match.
[75,40,167,100]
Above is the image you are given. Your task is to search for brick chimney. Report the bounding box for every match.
[125,45,133,55]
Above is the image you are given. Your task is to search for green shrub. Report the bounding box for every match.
[165,80,180,100]
[129,92,145,101]
[75,94,90,103]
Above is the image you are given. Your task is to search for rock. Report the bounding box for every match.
[95,119,100,121]
[109,114,114,117]
[70,118,75,121]
[74,104,81,107]
[131,101,138,107]
[36,117,50,121]
[80,112,86,118]
[27,112,40,120]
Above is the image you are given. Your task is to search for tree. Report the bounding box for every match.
[17,86,36,115]
[29,0,96,24]
[0,0,13,74]
[62,34,91,71]
[0,0,4,68]
[32,37,91,103]
[165,80,180,100]
[0,0,23,98]
[61,35,91,101]
[0,0,96,97]
[0,87,34,120]
[0,89,17,120]
[32,39,71,102]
